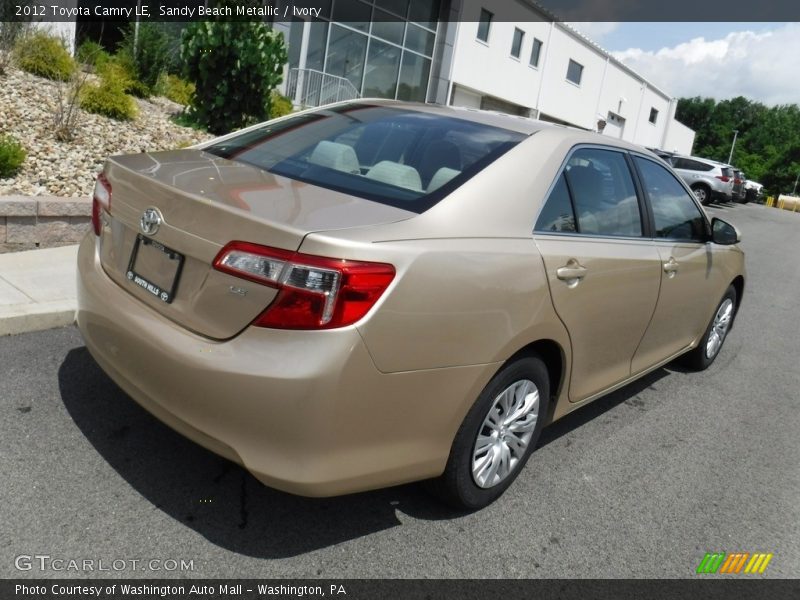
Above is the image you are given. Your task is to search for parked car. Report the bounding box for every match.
[668,155,734,204]
[731,169,747,202]
[77,101,745,509]
[744,180,764,203]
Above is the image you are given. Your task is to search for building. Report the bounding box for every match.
[277,0,695,153]
[43,0,694,153]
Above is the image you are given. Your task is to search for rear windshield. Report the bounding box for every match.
[204,104,527,213]
[721,167,734,177]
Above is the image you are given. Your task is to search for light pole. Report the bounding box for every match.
[727,129,739,165]
[793,171,799,196]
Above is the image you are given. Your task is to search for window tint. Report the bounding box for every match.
[530,38,543,67]
[535,174,576,233]
[204,105,525,213]
[477,9,492,42]
[511,28,524,58]
[566,59,583,85]
[634,157,707,242]
[564,148,641,236]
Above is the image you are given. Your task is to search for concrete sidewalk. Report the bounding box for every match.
[0,245,78,336]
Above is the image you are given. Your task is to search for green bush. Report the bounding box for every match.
[14,31,76,81]
[118,22,169,93]
[80,78,138,121]
[269,91,293,119]
[182,13,287,134]
[75,40,109,67]
[157,73,194,106]
[0,134,26,177]
[96,55,150,98]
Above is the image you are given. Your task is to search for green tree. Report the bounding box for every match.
[181,5,287,134]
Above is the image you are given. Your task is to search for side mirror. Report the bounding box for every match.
[711,217,740,245]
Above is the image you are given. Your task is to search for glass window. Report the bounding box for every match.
[204,105,526,213]
[564,148,641,236]
[405,22,435,56]
[305,21,329,72]
[511,28,524,59]
[566,59,583,85]
[326,25,369,90]
[408,0,440,29]
[331,0,372,32]
[397,51,431,101]
[363,39,401,98]
[649,107,659,124]
[530,38,543,67]
[635,157,707,242]
[375,0,409,17]
[371,12,405,45]
[535,174,576,233]
[477,8,492,43]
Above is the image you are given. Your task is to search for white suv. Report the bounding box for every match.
[668,156,734,205]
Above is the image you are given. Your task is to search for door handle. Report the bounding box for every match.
[663,257,679,277]
[557,260,587,284]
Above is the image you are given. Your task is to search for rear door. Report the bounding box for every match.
[534,147,661,402]
[630,155,727,373]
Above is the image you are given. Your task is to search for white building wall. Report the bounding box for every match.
[663,120,696,155]
[445,0,693,151]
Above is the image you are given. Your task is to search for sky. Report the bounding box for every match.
[568,22,800,105]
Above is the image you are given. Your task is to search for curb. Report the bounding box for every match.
[0,301,76,336]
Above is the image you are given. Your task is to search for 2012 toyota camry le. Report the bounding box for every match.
[77,100,745,509]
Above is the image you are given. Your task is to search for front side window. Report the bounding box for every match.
[566,59,583,85]
[634,157,707,242]
[204,105,526,213]
[530,38,543,67]
[511,28,524,58]
[477,8,492,42]
[537,148,641,237]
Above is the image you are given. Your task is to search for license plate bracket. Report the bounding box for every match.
[126,234,184,304]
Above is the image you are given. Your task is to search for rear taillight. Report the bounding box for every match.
[716,175,730,183]
[213,241,395,330]
[92,173,112,236]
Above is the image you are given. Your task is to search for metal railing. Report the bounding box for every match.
[285,68,361,108]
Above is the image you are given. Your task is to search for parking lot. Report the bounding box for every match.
[1,202,798,579]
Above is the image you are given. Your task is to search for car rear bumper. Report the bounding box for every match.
[76,234,492,496]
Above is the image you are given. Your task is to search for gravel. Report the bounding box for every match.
[0,67,213,197]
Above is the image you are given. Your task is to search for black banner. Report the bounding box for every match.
[3,579,800,600]
[3,0,800,23]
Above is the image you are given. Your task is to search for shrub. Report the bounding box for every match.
[0,135,26,177]
[182,14,287,134]
[14,31,76,81]
[269,91,293,119]
[157,73,194,107]
[76,39,109,68]
[96,55,150,98]
[80,77,138,121]
[118,22,169,93]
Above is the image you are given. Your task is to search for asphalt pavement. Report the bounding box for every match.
[1,203,798,579]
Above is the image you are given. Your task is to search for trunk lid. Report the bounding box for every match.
[98,149,414,339]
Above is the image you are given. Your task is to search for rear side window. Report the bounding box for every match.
[536,148,641,237]
[674,158,713,172]
[564,148,641,237]
[634,157,707,242]
[204,105,526,213]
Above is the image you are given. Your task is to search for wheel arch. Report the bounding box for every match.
[504,338,566,424]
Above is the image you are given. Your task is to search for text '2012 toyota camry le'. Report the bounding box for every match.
[77,100,745,509]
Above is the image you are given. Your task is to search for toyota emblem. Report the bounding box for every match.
[140,207,162,235]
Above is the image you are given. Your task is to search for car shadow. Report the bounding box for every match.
[59,346,672,559]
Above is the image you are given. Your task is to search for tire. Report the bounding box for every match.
[691,184,710,205]
[428,355,550,510]
[682,286,737,371]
